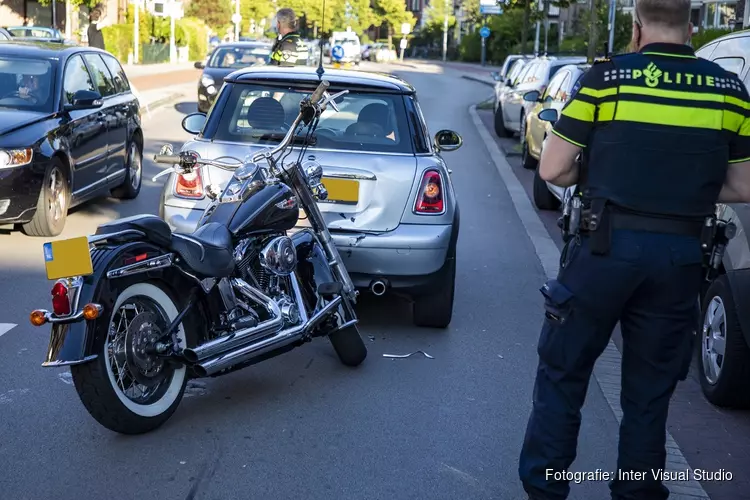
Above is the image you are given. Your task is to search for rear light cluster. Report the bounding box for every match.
[414,170,444,214]
[51,281,71,316]
[175,170,204,198]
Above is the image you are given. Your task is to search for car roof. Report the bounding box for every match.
[701,28,750,47]
[0,41,101,58]
[227,66,415,93]
[217,41,272,48]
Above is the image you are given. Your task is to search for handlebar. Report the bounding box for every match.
[309,80,330,104]
[153,154,177,164]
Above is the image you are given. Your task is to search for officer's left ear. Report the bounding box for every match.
[685,22,694,46]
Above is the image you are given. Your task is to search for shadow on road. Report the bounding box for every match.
[173,101,198,115]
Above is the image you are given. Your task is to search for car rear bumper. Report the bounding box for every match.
[162,204,203,234]
[0,164,44,223]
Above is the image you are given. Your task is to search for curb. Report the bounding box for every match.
[462,74,494,87]
[390,61,420,69]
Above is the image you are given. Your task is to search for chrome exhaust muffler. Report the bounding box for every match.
[370,280,388,296]
[183,278,283,363]
[194,295,343,377]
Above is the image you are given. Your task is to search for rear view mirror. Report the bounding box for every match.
[538,108,559,124]
[64,89,103,111]
[505,78,513,86]
[523,90,541,102]
[434,129,462,152]
[194,61,205,69]
[490,71,501,81]
[182,112,207,135]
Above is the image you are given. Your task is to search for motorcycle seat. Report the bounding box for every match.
[95,214,172,248]
[171,223,235,278]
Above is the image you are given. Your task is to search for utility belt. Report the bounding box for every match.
[559,196,736,280]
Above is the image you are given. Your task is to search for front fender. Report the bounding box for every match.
[724,268,750,348]
[290,229,335,313]
[42,241,166,366]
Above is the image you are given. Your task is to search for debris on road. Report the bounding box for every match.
[58,372,73,385]
[383,350,434,359]
[184,380,208,398]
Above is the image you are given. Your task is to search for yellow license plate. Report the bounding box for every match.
[321,178,359,204]
[43,236,94,280]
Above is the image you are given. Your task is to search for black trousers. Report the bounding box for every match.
[518,229,701,499]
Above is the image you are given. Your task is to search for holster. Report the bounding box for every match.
[581,198,611,255]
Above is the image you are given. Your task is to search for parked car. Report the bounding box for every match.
[361,44,373,61]
[372,43,397,63]
[522,63,589,171]
[496,55,587,139]
[491,56,531,138]
[0,42,143,236]
[194,41,272,113]
[691,30,750,408]
[159,66,463,328]
[5,26,75,45]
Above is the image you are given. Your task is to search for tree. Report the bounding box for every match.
[332,0,378,35]
[374,0,415,47]
[240,0,274,34]
[186,0,232,31]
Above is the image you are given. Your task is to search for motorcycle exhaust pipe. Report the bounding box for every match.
[195,296,342,377]
[370,280,388,296]
[183,279,283,363]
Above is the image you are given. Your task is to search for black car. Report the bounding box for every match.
[0,42,143,237]
[194,42,272,113]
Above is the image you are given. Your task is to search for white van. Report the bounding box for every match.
[329,30,361,65]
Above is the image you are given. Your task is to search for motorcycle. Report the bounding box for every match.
[29,80,367,434]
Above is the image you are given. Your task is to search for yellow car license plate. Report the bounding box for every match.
[321,178,359,204]
[43,236,94,280]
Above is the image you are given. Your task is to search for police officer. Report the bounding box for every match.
[518,0,750,498]
[269,8,308,67]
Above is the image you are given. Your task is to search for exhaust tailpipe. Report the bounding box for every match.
[195,295,342,377]
[183,279,283,363]
[370,280,388,296]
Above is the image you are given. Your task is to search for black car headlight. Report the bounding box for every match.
[0,148,33,169]
[200,75,217,96]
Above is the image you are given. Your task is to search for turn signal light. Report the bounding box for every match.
[414,170,444,214]
[175,170,204,198]
[30,310,47,327]
[82,303,100,321]
[51,281,71,316]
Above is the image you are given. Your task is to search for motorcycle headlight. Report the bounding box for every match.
[302,160,323,185]
[200,75,215,88]
[0,148,33,169]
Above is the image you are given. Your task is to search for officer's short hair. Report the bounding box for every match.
[637,0,691,29]
[276,8,297,30]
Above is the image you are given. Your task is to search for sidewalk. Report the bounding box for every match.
[132,81,195,119]
[122,61,197,78]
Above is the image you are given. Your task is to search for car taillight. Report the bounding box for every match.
[414,170,444,214]
[51,281,71,316]
[175,171,204,198]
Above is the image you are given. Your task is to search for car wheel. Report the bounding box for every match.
[532,165,560,211]
[494,105,513,138]
[698,276,750,408]
[413,256,456,328]
[22,158,70,237]
[111,141,142,199]
[521,117,538,170]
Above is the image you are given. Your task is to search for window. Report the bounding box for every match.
[708,37,750,61]
[210,83,413,154]
[62,55,96,105]
[208,46,272,68]
[102,54,130,93]
[519,63,537,83]
[543,70,567,101]
[409,96,431,153]
[530,62,548,82]
[0,56,54,111]
[696,42,718,60]
[83,53,116,97]
[554,73,572,102]
[510,61,529,84]
[714,57,744,75]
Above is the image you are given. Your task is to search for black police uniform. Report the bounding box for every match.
[518,42,750,500]
[269,32,308,66]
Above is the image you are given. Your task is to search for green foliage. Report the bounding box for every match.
[102,24,133,62]
[374,0,415,36]
[458,32,482,62]
[240,0,275,29]
[692,28,732,50]
[37,0,98,7]
[186,0,232,31]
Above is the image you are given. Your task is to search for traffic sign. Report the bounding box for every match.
[401,22,411,35]
[231,13,241,24]
[480,26,491,38]
[400,38,407,49]
[331,45,345,61]
[479,0,503,14]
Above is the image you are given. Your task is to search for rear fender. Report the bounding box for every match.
[43,241,194,366]
[290,229,335,313]
[723,268,750,348]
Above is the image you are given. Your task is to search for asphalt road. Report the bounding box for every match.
[0,62,741,499]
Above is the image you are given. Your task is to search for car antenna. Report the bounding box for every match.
[316,0,326,78]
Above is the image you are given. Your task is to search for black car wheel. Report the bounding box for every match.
[532,166,560,211]
[413,256,456,329]
[112,141,142,199]
[22,158,70,237]
[698,276,750,408]
[521,116,538,170]
[494,105,513,138]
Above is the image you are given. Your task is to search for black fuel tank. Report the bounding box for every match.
[226,182,299,238]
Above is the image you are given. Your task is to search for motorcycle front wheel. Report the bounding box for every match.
[71,281,190,434]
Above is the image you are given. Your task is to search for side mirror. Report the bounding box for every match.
[182,112,207,135]
[490,71,501,81]
[64,90,103,111]
[194,61,205,69]
[505,78,513,86]
[523,90,541,102]
[434,129,462,152]
[538,108,559,124]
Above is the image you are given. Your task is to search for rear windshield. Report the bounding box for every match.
[209,83,413,154]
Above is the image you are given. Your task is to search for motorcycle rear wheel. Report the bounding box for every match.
[71,281,189,434]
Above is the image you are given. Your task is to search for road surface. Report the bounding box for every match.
[0,61,743,500]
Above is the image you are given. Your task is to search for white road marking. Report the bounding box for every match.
[0,323,17,338]
[469,105,711,499]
